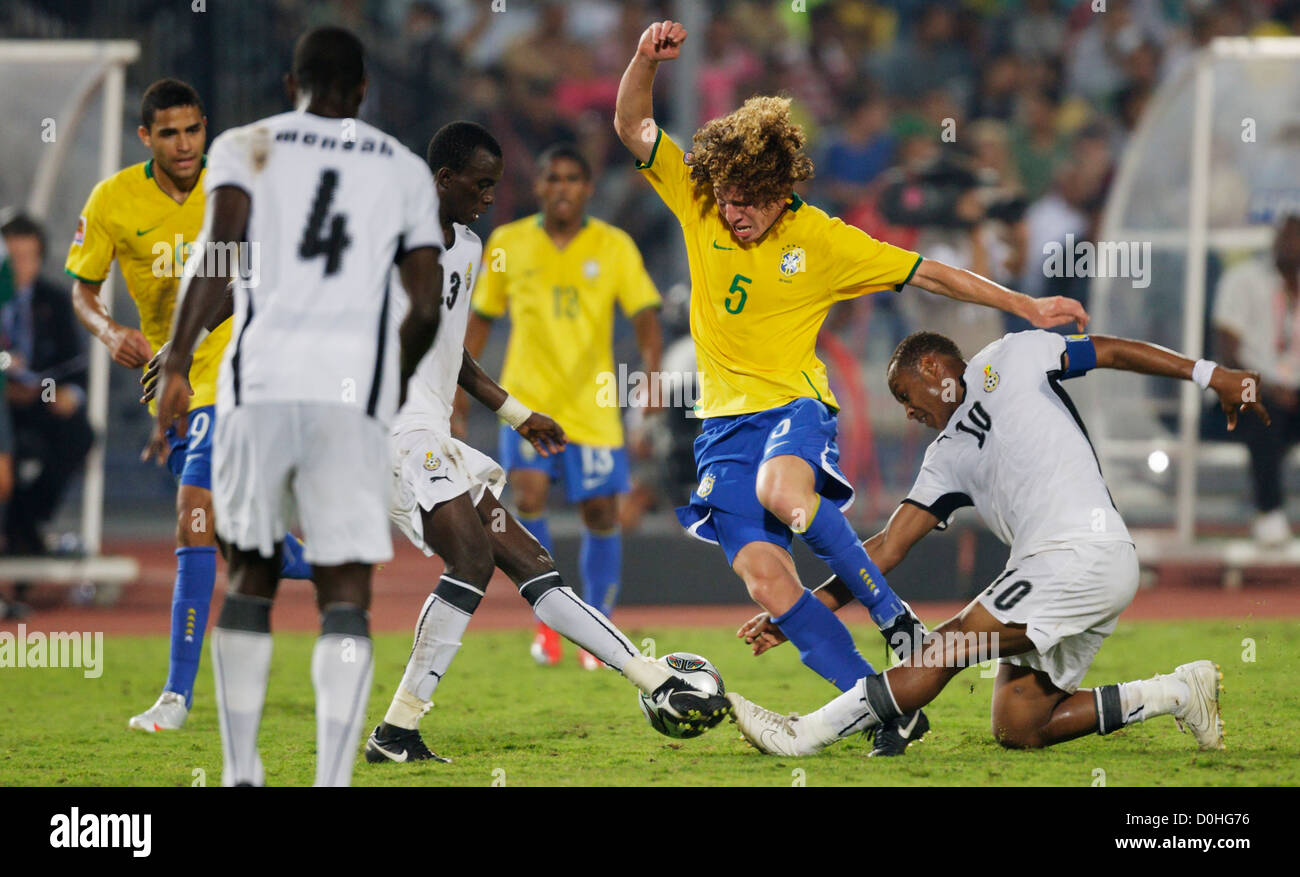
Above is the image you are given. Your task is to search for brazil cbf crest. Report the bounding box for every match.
[423,452,441,471]
[779,244,806,277]
[696,473,715,498]
[983,363,999,392]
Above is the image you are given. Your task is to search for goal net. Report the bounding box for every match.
[0,40,139,583]
[1083,37,1300,545]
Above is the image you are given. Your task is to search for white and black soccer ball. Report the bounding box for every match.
[638,652,726,739]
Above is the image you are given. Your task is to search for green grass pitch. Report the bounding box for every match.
[2,619,1296,786]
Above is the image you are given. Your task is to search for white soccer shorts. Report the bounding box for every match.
[213,402,393,566]
[978,540,1139,693]
[389,424,506,557]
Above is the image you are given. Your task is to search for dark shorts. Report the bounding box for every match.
[675,397,853,565]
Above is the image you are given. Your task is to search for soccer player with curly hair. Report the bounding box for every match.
[614,20,1089,755]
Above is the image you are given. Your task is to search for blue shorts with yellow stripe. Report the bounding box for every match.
[675,397,854,565]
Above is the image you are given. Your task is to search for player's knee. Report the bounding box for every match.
[580,496,618,531]
[739,562,800,615]
[754,476,813,527]
[513,483,547,516]
[990,713,1048,750]
[441,530,495,587]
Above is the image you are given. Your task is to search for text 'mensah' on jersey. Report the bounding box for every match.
[205,110,444,423]
[904,330,1132,559]
[390,222,482,432]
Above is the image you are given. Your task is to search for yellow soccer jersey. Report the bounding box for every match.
[473,215,660,447]
[637,131,921,418]
[65,159,230,411]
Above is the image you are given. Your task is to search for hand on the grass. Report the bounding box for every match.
[737,611,787,656]
[1210,366,1271,430]
[517,412,566,457]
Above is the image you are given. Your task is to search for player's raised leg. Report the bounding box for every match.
[481,492,730,726]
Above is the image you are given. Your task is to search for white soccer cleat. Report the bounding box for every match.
[1172,661,1224,751]
[727,692,829,757]
[128,691,189,732]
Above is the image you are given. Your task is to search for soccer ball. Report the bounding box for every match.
[637,652,726,739]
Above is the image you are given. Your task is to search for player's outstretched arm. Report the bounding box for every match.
[71,278,153,369]
[143,185,250,463]
[738,502,939,656]
[456,349,566,457]
[910,258,1089,333]
[613,19,686,165]
[1088,335,1270,430]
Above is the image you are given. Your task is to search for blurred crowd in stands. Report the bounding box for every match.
[4,0,1300,555]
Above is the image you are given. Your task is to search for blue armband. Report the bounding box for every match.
[1062,335,1096,378]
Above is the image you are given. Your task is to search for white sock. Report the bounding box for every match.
[809,673,899,741]
[388,590,475,725]
[529,578,639,671]
[311,608,374,788]
[211,627,272,787]
[1119,674,1191,724]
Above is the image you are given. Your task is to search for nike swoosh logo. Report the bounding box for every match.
[582,476,606,489]
[897,712,921,738]
[712,240,735,250]
[768,440,790,450]
[136,225,162,236]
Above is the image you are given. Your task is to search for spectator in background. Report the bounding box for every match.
[0,214,93,559]
[1011,88,1069,201]
[819,90,895,215]
[1212,214,1300,548]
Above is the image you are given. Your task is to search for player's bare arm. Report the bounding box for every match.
[144,184,250,463]
[632,306,663,411]
[456,347,566,457]
[1087,335,1270,429]
[71,278,153,368]
[910,258,1089,333]
[451,310,493,437]
[397,247,443,407]
[613,20,687,164]
[738,502,940,655]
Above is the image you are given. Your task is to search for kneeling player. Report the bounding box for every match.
[366,122,728,763]
[729,329,1267,755]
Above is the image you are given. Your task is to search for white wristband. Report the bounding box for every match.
[1192,359,1217,390]
[497,394,532,429]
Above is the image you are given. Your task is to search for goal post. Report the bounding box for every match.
[1087,37,1300,547]
[0,39,140,582]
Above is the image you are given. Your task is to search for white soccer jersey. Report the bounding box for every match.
[905,330,1132,559]
[205,110,443,423]
[390,222,482,431]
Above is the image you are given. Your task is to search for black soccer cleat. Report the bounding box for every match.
[652,676,732,734]
[867,710,930,757]
[364,723,452,764]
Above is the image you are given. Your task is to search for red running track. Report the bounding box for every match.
[1,539,1298,636]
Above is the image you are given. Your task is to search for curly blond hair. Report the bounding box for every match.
[688,95,814,206]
